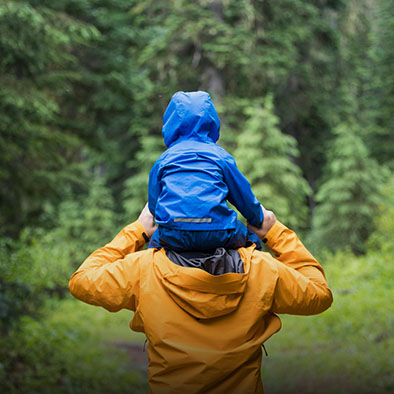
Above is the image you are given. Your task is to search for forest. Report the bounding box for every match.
[0,0,393,393]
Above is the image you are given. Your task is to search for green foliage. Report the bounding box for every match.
[0,1,99,237]
[234,96,311,229]
[366,0,394,166]
[38,0,158,188]
[265,197,394,392]
[309,123,388,254]
[0,238,43,328]
[123,133,165,220]
[36,176,119,268]
[0,237,42,328]
[0,300,145,394]
[119,0,347,196]
[263,245,394,394]
[367,175,394,254]
[1,0,394,391]
[0,176,118,329]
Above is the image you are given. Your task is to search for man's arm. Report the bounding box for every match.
[221,154,263,227]
[68,205,157,312]
[249,208,333,315]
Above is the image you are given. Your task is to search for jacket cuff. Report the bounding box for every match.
[126,220,149,245]
[264,221,287,248]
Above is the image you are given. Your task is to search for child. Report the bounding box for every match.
[148,91,263,252]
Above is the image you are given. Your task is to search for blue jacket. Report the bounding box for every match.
[148,91,263,231]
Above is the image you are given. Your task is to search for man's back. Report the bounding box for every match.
[69,218,332,393]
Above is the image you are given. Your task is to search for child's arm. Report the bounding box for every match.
[221,154,264,227]
[148,160,162,216]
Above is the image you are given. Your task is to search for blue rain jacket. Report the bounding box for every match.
[148,91,263,231]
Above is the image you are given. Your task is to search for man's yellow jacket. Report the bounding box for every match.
[69,220,333,394]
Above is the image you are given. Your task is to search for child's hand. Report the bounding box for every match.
[138,203,158,238]
[247,205,276,239]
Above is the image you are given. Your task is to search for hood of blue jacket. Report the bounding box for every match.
[162,91,220,148]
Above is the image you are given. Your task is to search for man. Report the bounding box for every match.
[69,204,333,393]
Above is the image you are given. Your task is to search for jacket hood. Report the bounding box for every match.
[162,91,220,148]
[153,247,254,319]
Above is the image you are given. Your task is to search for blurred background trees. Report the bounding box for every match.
[1,0,392,246]
[0,0,393,393]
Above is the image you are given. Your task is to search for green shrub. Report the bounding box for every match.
[0,299,146,394]
[308,123,388,255]
[367,175,394,254]
[262,246,394,394]
[0,177,119,329]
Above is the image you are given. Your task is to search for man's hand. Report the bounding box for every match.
[247,205,276,239]
[138,203,158,239]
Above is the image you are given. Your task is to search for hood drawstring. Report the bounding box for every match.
[262,344,268,357]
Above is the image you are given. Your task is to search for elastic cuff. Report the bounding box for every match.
[142,232,150,243]
[126,221,149,244]
[264,221,286,249]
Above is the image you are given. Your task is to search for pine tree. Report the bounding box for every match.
[309,123,387,254]
[234,96,311,230]
[367,0,394,166]
[0,1,99,237]
[122,0,346,198]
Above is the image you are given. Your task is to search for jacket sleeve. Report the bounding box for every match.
[265,221,333,315]
[68,221,148,312]
[221,154,263,227]
[148,160,162,216]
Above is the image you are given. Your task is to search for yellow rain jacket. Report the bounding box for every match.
[69,220,332,394]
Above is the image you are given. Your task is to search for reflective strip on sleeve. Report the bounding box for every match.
[174,218,212,223]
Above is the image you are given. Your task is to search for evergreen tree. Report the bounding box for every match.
[366,175,394,254]
[234,96,311,230]
[0,175,118,328]
[0,1,99,236]
[366,0,394,166]
[37,0,157,188]
[124,0,346,204]
[309,123,387,254]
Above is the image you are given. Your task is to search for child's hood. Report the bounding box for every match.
[162,91,220,148]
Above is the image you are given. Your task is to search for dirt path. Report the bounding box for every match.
[111,341,148,376]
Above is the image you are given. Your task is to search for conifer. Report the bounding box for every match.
[234,96,311,230]
[309,123,387,254]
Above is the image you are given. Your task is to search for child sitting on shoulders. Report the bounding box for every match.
[148,91,263,252]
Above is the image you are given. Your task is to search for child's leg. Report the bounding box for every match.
[173,224,262,251]
[149,226,195,251]
[149,228,161,248]
[225,221,262,250]
[246,228,263,250]
[150,223,262,251]
[180,223,261,251]
[151,227,234,252]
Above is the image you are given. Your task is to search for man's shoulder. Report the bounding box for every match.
[236,247,280,301]
[123,248,154,265]
[247,248,280,276]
